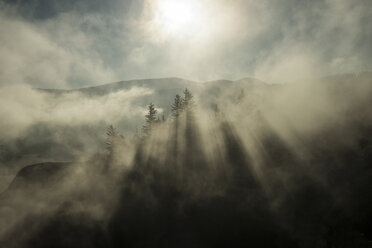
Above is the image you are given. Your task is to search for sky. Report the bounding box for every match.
[0,0,371,88]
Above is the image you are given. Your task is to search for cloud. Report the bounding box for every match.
[251,0,372,82]
[0,84,153,140]
[0,0,370,88]
[0,9,118,88]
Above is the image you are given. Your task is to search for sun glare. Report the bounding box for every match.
[154,0,202,35]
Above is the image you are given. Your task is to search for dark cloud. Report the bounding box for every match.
[2,0,143,20]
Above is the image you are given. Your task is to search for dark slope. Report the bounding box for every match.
[6,162,73,191]
[0,162,74,198]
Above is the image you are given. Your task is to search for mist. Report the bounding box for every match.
[1,0,371,87]
[0,0,372,247]
[0,73,371,247]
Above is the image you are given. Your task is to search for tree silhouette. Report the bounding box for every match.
[182,88,194,110]
[106,125,117,153]
[142,103,157,136]
[171,94,182,118]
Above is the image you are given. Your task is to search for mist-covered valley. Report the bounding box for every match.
[0,72,371,247]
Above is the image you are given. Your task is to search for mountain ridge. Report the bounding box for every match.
[36,76,267,94]
[35,71,372,95]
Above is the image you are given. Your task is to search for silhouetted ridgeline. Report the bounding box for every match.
[0,74,372,247]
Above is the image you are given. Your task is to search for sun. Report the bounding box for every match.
[154,0,202,35]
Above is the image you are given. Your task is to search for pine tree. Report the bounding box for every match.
[142,103,157,136]
[182,88,194,111]
[106,124,117,152]
[171,94,182,118]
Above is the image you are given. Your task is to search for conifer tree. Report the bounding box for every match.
[171,94,182,118]
[182,88,194,110]
[106,124,117,153]
[142,103,157,136]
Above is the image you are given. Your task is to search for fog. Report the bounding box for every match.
[0,0,371,87]
[0,85,152,140]
[0,73,371,247]
[0,0,371,247]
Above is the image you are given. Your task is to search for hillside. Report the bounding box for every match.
[0,73,372,247]
[1,73,371,190]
